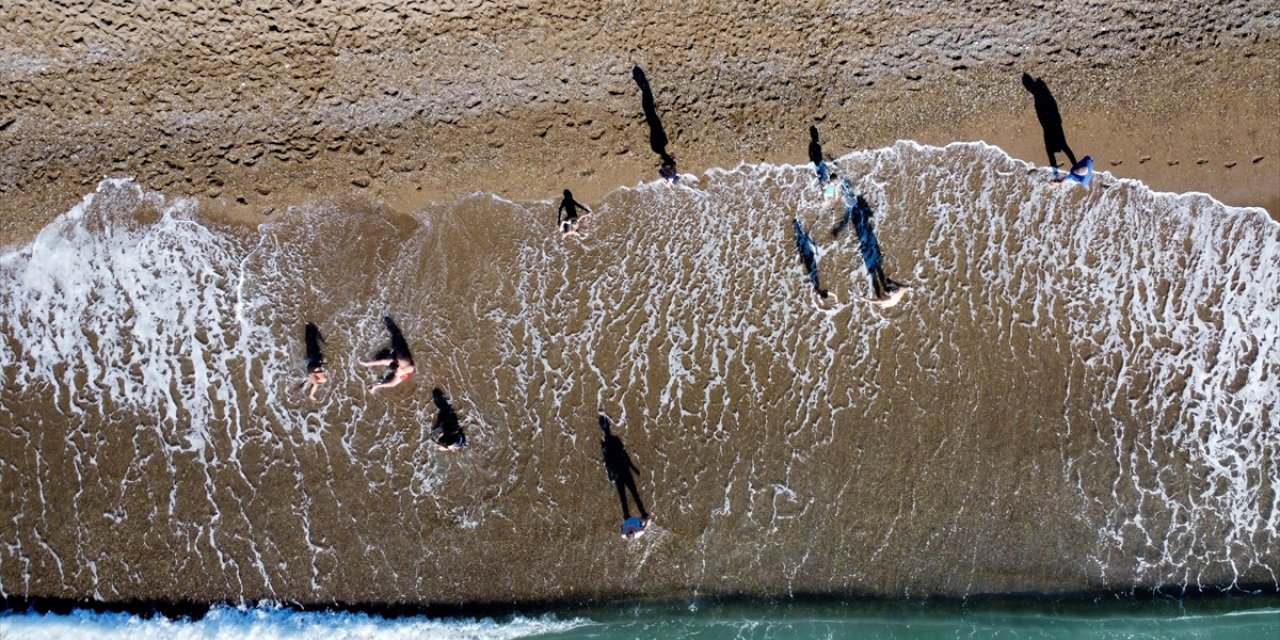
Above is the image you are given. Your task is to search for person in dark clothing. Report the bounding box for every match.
[599,413,650,538]
[302,321,327,400]
[557,189,592,236]
[430,388,467,451]
[359,315,416,392]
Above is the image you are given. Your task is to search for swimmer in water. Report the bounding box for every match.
[359,315,415,392]
[302,321,327,400]
[557,189,592,237]
[792,218,836,306]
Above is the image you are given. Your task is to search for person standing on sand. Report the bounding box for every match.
[557,189,592,236]
[359,315,416,392]
[301,321,328,400]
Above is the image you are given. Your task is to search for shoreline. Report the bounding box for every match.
[5,586,1279,622]
[1,1,1277,609]
[2,4,1276,248]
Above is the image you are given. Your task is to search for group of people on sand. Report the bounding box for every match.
[301,316,465,452]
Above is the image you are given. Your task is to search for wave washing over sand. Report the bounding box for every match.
[0,143,1276,608]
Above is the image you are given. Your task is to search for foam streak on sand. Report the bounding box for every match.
[0,143,1276,606]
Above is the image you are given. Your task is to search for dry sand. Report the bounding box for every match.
[1,1,1276,243]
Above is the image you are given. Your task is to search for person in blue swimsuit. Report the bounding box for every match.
[792,218,834,304]
[1055,156,1094,186]
[834,179,906,301]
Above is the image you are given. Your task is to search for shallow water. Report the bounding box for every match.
[0,142,1276,606]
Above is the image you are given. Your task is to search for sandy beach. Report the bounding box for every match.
[1,1,1276,248]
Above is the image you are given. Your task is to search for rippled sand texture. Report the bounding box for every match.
[1,144,1276,604]
[1,1,1276,247]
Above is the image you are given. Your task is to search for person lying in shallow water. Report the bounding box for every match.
[359,315,416,392]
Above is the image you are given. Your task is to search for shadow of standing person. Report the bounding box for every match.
[599,413,651,538]
[808,125,831,186]
[1022,72,1078,170]
[301,321,328,400]
[633,66,678,181]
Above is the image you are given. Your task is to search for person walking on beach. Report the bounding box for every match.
[301,321,328,400]
[599,413,651,539]
[833,179,908,305]
[359,315,416,392]
[430,388,467,451]
[792,218,836,306]
[557,189,592,237]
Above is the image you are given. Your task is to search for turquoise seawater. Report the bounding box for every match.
[543,598,1280,639]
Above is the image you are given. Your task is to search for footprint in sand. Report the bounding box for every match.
[1139,155,1151,164]
[1196,159,1208,165]
[1167,160,1179,166]
[1253,155,1265,164]
[1109,160,1123,166]
[1225,161,1238,168]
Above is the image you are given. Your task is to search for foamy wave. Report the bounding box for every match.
[0,604,589,640]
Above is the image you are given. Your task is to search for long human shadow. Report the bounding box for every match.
[372,315,414,364]
[792,218,830,301]
[1021,72,1078,170]
[831,181,906,299]
[430,388,466,449]
[632,66,675,170]
[808,125,830,185]
[599,413,648,521]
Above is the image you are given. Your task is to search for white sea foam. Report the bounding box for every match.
[0,605,589,640]
[0,143,1275,601]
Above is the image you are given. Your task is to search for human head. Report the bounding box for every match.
[563,189,572,200]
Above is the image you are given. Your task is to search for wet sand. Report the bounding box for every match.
[1,1,1276,249]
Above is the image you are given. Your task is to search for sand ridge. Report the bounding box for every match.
[0,1,1276,246]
